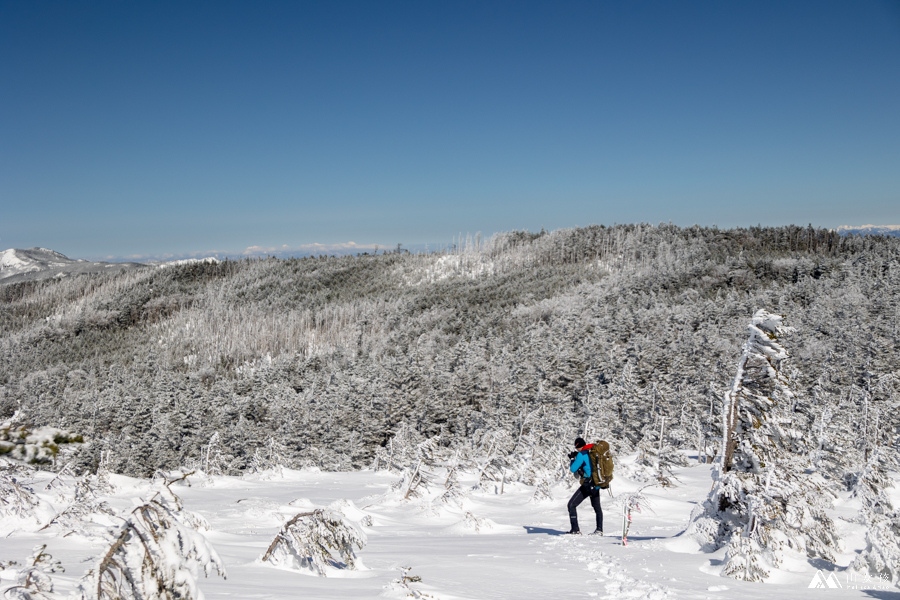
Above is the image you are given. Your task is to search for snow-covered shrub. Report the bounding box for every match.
[1,545,63,600]
[721,533,770,582]
[375,426,448,504]
[851,446,894,503]
[195,432,235,476]
[465,429,515,493]
[635,417,687,487]
[148,471,212,532]
[434,467,468,508]
[261,509,366,576]
[247,438,290,476]
[529,481,553,503]
[852,447,900,586]
[373,424,442,472]
[0,424,82,466]
[391,461,438,501]
[462,511,492,533]
[39,474,116,536]
[78,498,225,600]
[519,441,566,486]
[0,464,45,529]
[854,500,900,586]
[385,566,433,599]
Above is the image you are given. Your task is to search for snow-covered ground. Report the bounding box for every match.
[1,457,893,599]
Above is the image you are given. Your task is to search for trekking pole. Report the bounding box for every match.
[621,495,641,546]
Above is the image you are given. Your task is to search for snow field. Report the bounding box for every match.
[0,459,893,599]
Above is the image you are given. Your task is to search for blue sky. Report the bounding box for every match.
[2,1,899,260]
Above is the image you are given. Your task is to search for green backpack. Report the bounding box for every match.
[588,441,614,489]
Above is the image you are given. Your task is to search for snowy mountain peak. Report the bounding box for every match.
[0,247,77,278]
[0,247,142,284]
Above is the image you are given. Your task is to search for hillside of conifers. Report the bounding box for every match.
[1,224,897,482]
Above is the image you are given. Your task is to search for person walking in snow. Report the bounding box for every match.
[566,437,603,535]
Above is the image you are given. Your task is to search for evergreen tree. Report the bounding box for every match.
[688,310,839,581]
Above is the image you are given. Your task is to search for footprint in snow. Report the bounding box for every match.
[543,538,674,600]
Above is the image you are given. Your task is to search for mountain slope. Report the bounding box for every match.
[0,247,143,284]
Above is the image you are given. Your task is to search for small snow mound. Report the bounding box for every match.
[442,511,502,535]
[328,498,375,526]
[288,497,316,508]
[665,534,703,554]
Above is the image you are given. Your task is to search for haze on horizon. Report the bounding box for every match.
[2,1,899,261]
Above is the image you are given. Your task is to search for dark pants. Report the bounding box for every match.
[568,483,603,532]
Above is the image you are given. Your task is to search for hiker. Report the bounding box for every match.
[566,437,603,535]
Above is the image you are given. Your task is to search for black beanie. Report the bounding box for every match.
[574,437,586,449]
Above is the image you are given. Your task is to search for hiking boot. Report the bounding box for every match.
[590,529,603,536]
[565,529,582,535]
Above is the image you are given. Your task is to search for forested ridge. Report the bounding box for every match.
[1,224,897,485]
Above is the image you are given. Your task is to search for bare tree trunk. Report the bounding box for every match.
[721,348,750,473]
[722,390,740,473]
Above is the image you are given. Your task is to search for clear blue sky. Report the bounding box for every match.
[2,1,899,260]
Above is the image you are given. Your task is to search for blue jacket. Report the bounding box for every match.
[570,448,591,478]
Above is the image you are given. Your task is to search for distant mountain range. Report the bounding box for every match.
[3,228,898,284]
[835,224,900,237]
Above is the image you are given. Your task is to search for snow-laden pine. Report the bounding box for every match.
[78,494,225,600]
[689,310,839,580]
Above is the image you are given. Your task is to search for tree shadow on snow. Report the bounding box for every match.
[862,591,900,599]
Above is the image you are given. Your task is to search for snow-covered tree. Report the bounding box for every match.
[0,423,82,466]
[852,447,900,585]
[261,509,366,576]
[373,423,442,473]
[689,310,839,581]
[247,438,290,475]
[79,497,225,600]
[434,463,468,508]
[195,432,234,476]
